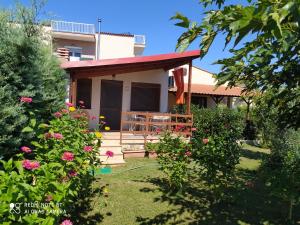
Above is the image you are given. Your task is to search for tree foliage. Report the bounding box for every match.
[172,0,300,129]
[0,3,66,158]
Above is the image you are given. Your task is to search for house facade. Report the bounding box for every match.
[47,20,240,131]
[62,51,200,130]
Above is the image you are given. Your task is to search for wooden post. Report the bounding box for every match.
[120,112,123,145]
[144,112,149,145]
[186,61,192,114]
[71,76,77,105]
[227,96,231,108]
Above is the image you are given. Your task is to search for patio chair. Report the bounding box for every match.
[129,114,146,132]
[150,115,171,132]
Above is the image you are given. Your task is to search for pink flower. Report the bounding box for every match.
[175,125,185,132]
[21,146,32,153]
[61,109,69,114]
[60,219,73,225]
[65,102,73,107]
[191,127,197,131]
[202,138,209,145]
[155,128,161,133]
[68,170,78,177]
[22,159,40,170]
[83,146,93,152]
[91,116,97,120]
[78,100,84,105]
[185,151,192,157]
[53,133,63,140]
[54,112,63,118]
[61,152,74,161]
[105,151,114,157]
[20,97,32,103]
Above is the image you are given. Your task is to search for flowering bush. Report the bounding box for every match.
[153,132,192,190]
[191,105,244,186]
[0,103,101,224]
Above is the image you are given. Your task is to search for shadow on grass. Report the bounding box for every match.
[136,168,300,225]
[70,179,105,225]
[240,148,268,160]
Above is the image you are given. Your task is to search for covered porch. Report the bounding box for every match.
[62,50,200,131]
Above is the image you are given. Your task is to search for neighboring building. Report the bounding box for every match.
[168,65,242,110]
[47,20,146,61]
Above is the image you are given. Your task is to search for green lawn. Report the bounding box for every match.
[75,144,300,225]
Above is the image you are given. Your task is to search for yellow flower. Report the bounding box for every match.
[99,115,105,119]
[103,187,109,194]
[95,132,102,138]
[104,126,110,131]
[69,106,76,112]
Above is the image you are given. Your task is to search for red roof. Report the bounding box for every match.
[61,50,201,71]
[170,84,242,97]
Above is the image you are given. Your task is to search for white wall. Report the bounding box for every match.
[95,34,135,59]
[85,69,168,129]
[169,65,218,85]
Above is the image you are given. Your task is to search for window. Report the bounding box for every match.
[168,76,175,88]
[191,96,207,108]
[76,79,92,109]
[66,46,82,59]
[130,82,160,112]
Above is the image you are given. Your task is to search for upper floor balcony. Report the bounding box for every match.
[51,20,95,34]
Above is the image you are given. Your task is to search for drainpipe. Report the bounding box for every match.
[97,18,102,60]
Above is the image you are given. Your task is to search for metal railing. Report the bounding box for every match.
[120,111,193,144]
[134,35,146,45]
[51,20,95,34]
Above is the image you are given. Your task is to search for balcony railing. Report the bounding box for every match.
[51,20,95,34]
[134,35,146,45]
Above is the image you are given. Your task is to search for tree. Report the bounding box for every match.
[172,0,300,129]
[0,2,66,158]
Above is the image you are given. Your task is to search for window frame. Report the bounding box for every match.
[76,78,92,109]
[130,82,161,112]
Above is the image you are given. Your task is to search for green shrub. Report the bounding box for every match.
[191,105,244,185]
[264,129,300,221]
[153,132,192,190]
[0,103,101,225]
[0,5,66,158]
[252,92,278,147]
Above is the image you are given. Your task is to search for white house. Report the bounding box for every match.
[61,50,200,130]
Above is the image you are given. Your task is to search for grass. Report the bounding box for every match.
[74,144,299,225]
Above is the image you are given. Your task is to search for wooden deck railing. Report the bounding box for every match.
[120,111,193,144]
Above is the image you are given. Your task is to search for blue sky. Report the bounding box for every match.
[1,0,246,73]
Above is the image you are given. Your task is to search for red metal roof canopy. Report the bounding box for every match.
[61,50,201,78]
